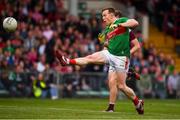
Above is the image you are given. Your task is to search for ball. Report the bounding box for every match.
[3,17,17,32]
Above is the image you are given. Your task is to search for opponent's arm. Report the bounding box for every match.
[130,38,140,54]
[129,31,140,54]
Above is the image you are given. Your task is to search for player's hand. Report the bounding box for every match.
[109,24,118,29]
[98,32,105,44]
[104,41,109,48]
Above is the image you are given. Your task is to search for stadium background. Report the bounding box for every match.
[0,0,180,102]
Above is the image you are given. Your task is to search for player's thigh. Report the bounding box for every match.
[86,51,107,64]
[108,71,118,88]
[116,71,127,89]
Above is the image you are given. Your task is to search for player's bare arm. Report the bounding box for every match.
[130,38,140,54]
[120,19,139,27]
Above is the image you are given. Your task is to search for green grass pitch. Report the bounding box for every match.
[0,98,180,119]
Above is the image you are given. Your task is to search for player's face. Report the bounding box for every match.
[102,10,113,25]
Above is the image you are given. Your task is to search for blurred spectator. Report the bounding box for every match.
[24,31,38,52]
[167,58,175,74]
[27,47,38,64]
[154,66,166,99]
[154,0,170,30]
[167,70,179,98]
[77,17,89,37]
[62,79,73,98]
[81,79,91,91]
[31,6,43,23]
[7,64,31,97]
[36,54,47,73]
[137,67,152,98]
[31,73,48,98]
[38,37,47,55]
[126,0,136,18]
[4,40,15,54]
[44,0,56,14]
[44,70,58,100]
[89,18,101,40]
[157,52,166,70]
[42,25,54,41]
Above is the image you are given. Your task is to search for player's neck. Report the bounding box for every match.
[108,18,118,27]
[112,17,118,24]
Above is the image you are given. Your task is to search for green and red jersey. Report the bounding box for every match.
[104,17,130,58]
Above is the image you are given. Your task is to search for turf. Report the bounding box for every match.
[0,98,180,119]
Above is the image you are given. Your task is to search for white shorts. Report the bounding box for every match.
[100,50,129,73]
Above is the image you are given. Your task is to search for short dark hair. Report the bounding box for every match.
[102,7,116,15]
[115,10,122,17]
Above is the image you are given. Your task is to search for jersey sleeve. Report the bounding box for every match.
[118,17,129,23]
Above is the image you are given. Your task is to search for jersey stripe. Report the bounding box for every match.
[106,26,126,40]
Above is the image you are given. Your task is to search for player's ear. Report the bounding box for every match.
[110,13,114,18]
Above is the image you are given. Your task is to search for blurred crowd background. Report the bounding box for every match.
[0,0,180,99]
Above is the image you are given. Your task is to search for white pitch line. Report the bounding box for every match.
[0,105,180,118]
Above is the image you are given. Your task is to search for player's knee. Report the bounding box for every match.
[86,55,92,59]
[118,84,126,91]
[86,55,97,63]
[109,80,116,88]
